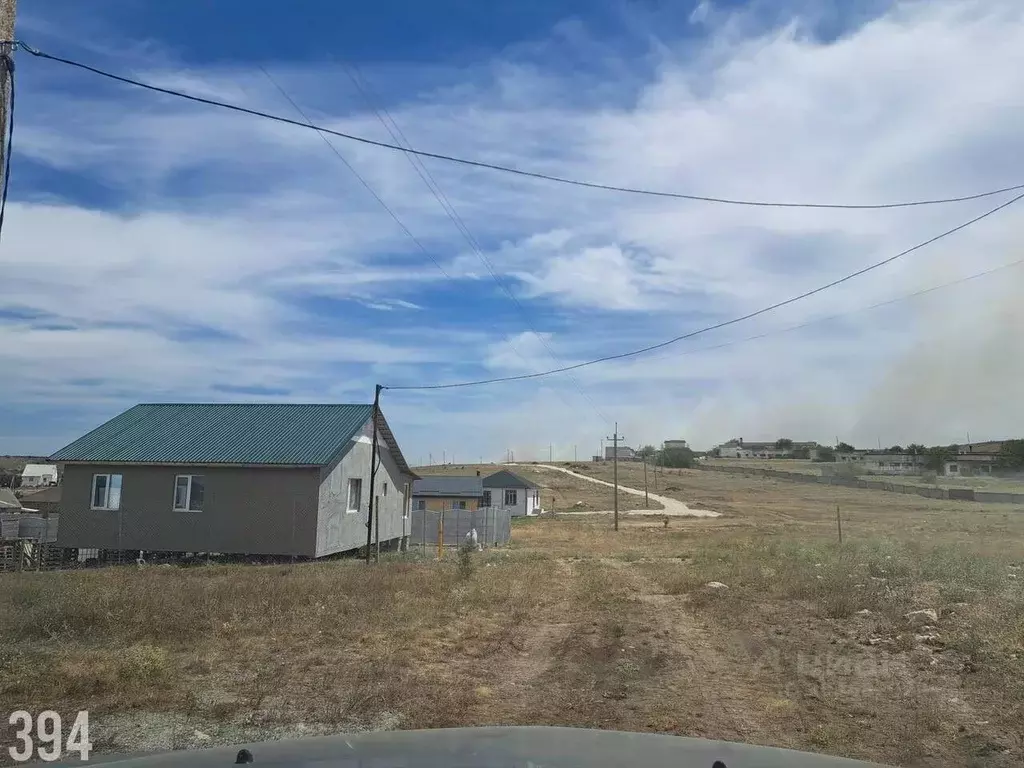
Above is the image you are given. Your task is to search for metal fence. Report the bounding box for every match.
[408,506,512,551]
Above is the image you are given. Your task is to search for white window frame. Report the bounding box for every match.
[347,478,363,513]
[482,490,492,507]
[173,474,205,512]
[90,473,122,510]
[504,489,518,506]
[452,500,467,510]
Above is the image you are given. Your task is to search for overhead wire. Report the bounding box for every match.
[258,66,451,279]
[14,41,1024,211]
[384,189,1024,390]
[639,257,1024,363]
[338,60,611,425]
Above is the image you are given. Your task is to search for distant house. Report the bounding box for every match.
[604,445,636,461]
[21,463,58,487]
[715,438,821,459]
[18,485,61,516]
[49,403,416,558]
[484,470,540,517]
[411,476,484,511]
[861,453,924,475]
[946,440,1011,476]
[663,440,688,451]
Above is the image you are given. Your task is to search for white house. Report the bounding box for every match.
[484,470,541,517]
[21,463,58,487]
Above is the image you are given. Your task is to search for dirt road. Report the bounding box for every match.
[523,464,720,517]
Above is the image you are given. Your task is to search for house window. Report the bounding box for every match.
[173,475,205,511]
[504,489,518,506]
[482,490,492,506]
[452,500,467,510]
[383,482,388,497]
[91,474,122,510]
[413,499,425,511]
[347,478,363,513]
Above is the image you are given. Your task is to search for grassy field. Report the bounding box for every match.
[2,464,1023,766]
[703,458,1024,493]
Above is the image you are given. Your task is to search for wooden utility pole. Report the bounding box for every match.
[606,423,624,531]
[0,0,16,168]
[643,451,649,508]
[549,443,552,463]
[836,504,843,544]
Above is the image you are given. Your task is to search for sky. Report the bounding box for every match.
[2,0,1024,462]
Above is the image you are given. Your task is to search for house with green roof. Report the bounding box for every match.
[49,403,416,559]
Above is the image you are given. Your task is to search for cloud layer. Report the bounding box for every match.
[3,0,1024,460]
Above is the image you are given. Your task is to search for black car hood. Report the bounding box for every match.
[55,726,893,768]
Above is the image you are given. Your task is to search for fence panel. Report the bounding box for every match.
[408,505,513,550]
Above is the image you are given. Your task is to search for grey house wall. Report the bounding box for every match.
[315,419,414,557]
[58,464,321,556]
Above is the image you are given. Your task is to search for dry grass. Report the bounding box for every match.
[3,466,1024,766]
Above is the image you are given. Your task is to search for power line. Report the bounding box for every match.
[384,189,1024,390]
[339,60,610,425]
[258,66,451,279]
[15,41,1024,211]
[641,256,1024,362]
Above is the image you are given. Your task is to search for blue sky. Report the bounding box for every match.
[3,0,1024,461]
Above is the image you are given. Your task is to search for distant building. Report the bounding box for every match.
[411,476,484,512]
[946,440,1011,476]
[605,445,636,461]
[714,438,820,459]
[20,463,58,487]
[663,440,688,451]
[861,453,924,474]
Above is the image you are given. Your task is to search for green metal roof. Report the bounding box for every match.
[50,403,375,466]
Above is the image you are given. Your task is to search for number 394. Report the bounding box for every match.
[8,711,92,762]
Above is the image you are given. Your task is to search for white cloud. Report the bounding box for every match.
[4,0,1024,461]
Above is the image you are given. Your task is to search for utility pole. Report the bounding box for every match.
[0,0,15,171]
[574,444,577,462]
[443,449,446,464]
[606,423,624,531]
[549,443,553,463]
[643,450,649,508]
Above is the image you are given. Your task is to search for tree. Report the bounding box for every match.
[906,444,926,455]
[887,445,904,454]
[997,439,1024,470]
[791,446,810,459]
[813,446,836,463]
[924,445,958,473]
[637,445,657,459]
[774,438,794,450]
[660,446,694,468]
[836,442,856,454]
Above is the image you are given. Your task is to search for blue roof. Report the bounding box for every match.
[50,403,375,466]
[412,476,484,498]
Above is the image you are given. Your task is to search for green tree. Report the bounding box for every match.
[887,445,904,454]
[997,439,1024,470]
[924,445,958,473]
[813,446,836,463]
[905,444,926,455]
[774,438,794,450]
[637,444,657,459]
[836,442,856,454]
[660,446,694,468]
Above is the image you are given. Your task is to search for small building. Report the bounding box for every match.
[411,476,483,511]
[20,463,58,487]
[484,470,541,517]
[861,453,924,474]
[663,439,688,451]
[17,485,61,516]
[49,403,416,558]
[605,445,636,461]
